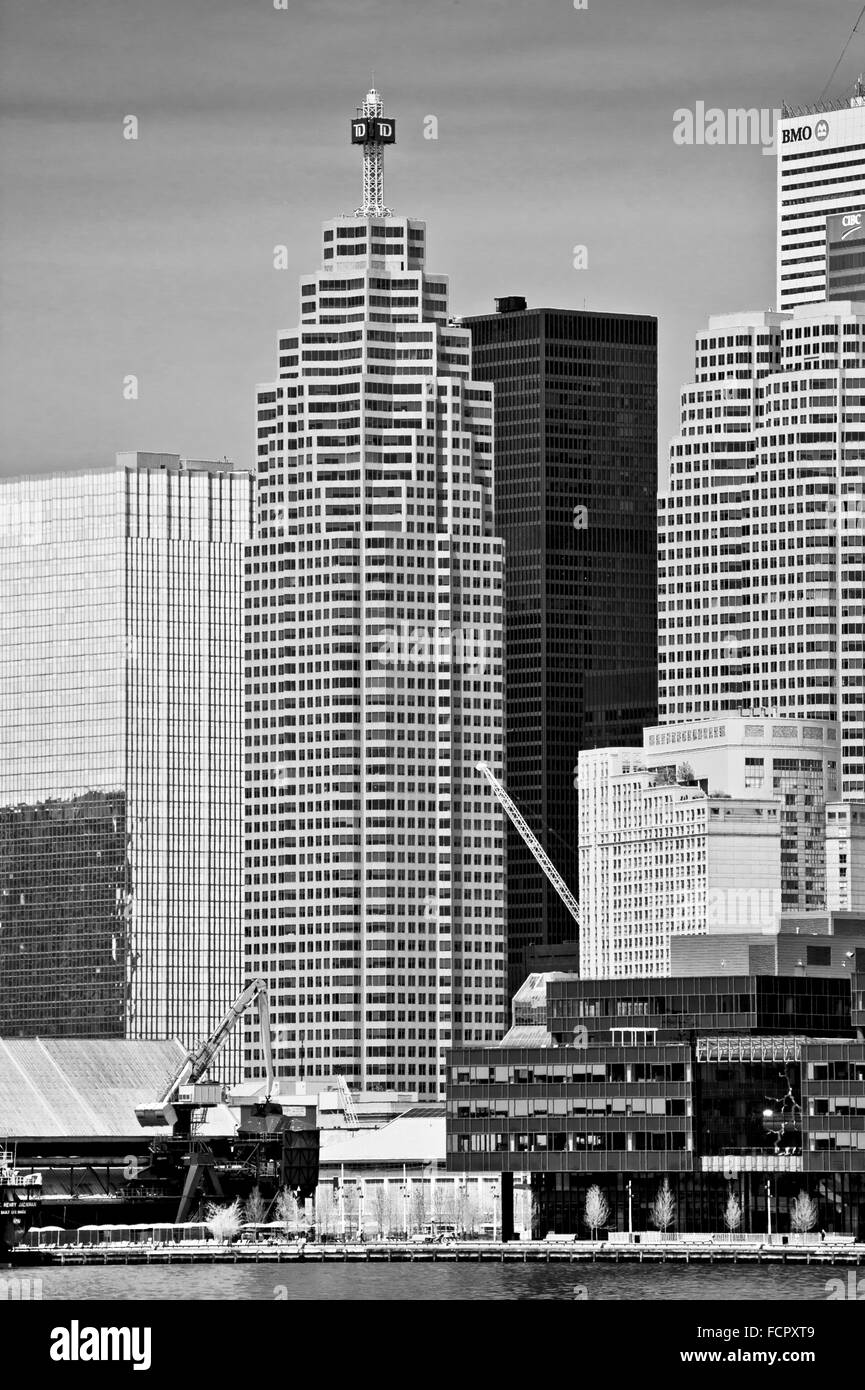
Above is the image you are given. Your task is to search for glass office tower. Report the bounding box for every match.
[0,454,251,1071]
[464,304,658,989]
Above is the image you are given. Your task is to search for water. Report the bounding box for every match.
[7,1261,840,1301]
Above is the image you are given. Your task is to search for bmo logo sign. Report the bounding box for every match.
[781,117,830,145]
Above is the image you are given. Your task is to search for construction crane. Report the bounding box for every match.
[135,976,274,1132]
[476,763,580,931]
[336,1075,360,1128]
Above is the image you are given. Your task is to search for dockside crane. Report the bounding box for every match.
[476,762,580,931]
[134,976,275,1133]
[132,977,319,1221]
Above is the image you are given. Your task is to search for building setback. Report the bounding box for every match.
[243,90,506,1098]
[0,454,251,1072]
[464,303,658,988]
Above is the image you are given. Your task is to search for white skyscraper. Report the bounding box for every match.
[243,90,506,1098]
[777,94,865,311]
[657,300,865,798]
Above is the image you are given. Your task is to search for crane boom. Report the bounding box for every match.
[476,762,580,930]
[136,977,274,1127]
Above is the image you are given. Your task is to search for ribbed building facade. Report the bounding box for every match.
[243,91,506,1097]
[657,301,865,799]
[0,454,250,1070]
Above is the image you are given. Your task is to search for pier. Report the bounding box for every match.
[11,1239,865,1267]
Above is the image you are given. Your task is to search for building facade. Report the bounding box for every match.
[464,301,658,988]
[447,969,865,1238]
[243,90,506,1098]
[777,94,865,310]
[0,454,250,1069]
[826,207,865,301]
[657,301,865,799]
[577,718,840,980]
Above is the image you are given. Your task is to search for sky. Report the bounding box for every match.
[2,0,865,478]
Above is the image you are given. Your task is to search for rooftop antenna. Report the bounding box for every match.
[818,3,865,103]
[352,85,395,218]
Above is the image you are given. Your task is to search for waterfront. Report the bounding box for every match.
[8,1261,849,1301]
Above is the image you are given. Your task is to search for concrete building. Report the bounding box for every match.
[0,454,251,1070]
[577,748,780,980]
[576,718,840,979]
[669,911,865,977]
[243,89,506,1099]
[463,301,657,990]
[826,802,865,913]
[658,301,865,799]
[777,93,865,310]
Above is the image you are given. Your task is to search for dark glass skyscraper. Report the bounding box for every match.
[465,305,658,990]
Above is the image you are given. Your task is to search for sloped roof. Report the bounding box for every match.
[499,1025,555,1047]
[0,1037,188,1138]
[319,1113,445,1165]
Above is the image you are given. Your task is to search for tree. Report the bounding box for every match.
[410,1182,427,1234]
[723,1190,742,1233]
[369,1183,393,1239]
[790,1190,818,1234]
[275,1187,299,1237]
[244,1185,267,1227]
[650,1178,676,1233]
[204,1199,242,1245]
[676,761,696,784]
[583,1185,610,1241]
[315,1186,335,1239]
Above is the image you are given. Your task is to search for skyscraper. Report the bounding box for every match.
[777,92,865,310]
[658,301,865,798]
[0,453,251,1070]
[464,302,658,989]
[243,90,506,1098]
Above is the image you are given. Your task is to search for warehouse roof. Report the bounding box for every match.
[0,1037,188,1138]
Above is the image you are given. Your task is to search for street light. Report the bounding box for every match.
[767,1179,773,1238]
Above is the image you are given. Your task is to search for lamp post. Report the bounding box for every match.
[767,1179,773,1239]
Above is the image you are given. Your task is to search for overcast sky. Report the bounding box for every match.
[2,0,865,478]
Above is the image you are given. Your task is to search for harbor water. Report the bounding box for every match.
[7,1260,847,1301]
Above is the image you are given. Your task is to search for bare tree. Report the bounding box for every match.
[650,1178,676,1233]
[583,1185,610,1241]
[723,1190,742,1233]
[370,1183,393,1239]
[275,1186,299,1237]
[243,1185,267,1227]
[790,1190,818,1234]
[410,1182,427,1233]
[315,1186,335,1239]
[204,1198,242,1245]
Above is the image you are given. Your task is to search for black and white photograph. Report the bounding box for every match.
[0,0,864,1351]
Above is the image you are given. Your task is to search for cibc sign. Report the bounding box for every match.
[350,118,397,144]
[828,209,865,245]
